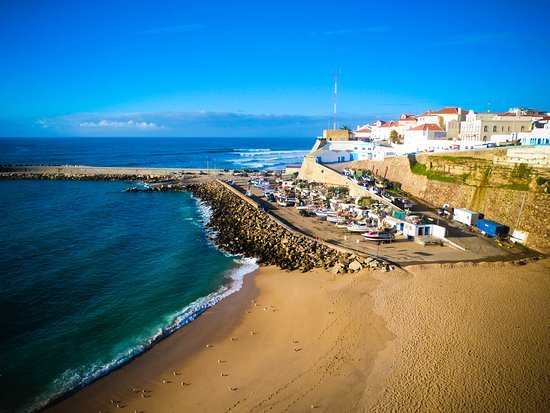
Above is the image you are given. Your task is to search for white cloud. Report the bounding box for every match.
[36,119,49,128]
[26,110,370,138]
[79,119,160,129]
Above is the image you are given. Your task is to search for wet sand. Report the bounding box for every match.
[45,259,550,413]
[45,266,391,412]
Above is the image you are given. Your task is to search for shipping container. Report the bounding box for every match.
[452,208,480,226]
[475,219,509,237]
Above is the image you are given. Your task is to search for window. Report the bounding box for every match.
[483,125,488,132]
[493,126,497,132]
[508,126,510,131]
[501,126,504,131]
[521,126,525,132]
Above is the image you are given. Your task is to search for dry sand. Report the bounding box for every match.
[370,258,550,412]
[45,259,550,413]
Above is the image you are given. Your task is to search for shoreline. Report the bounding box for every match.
[42,259,550,412]
[42,265,261,413]
[36,257,259,413]
[44,265,393,413]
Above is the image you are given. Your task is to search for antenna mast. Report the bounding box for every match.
[333,71,338,129]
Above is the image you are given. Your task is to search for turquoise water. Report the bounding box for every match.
[0,179,257,412]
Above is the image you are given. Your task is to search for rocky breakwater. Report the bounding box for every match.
[0,171,171,182]
[188,181,391,273]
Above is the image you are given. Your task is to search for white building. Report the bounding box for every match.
[372,121,399,142]
[354,124,372,140]
[403,123,448,152]
[516,118,550,146]
[417,107,467,139]
[459,110,535,143]
[310,140,377,163]
[384,215,447,239]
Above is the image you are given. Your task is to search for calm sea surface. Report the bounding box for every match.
[0,137,312,412]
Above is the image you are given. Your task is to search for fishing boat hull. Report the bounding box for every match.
[362,231,395,242]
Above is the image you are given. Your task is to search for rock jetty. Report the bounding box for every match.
[187,181,391,273]
[0,171,171,182]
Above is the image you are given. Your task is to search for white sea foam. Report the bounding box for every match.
[28,195,258,413]
[30,256,258,413]
[235,149,308,157]
[227,148,308,170]
[233,148,271,152]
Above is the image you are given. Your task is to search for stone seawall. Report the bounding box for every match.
[187,181,390,273]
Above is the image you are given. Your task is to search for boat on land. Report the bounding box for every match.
[346,222,374,233]
[362,229,395,242]
[402,198,413,209]
[295,201,309,210]
[336,222,351,229]
[314,209,329,219]
[327,215,346,224]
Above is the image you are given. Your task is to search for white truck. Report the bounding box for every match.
[452,208,480,226]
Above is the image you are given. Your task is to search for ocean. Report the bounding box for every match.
[0,137,312,171]
[0,137,312,412]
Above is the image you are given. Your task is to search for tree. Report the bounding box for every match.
[389,129,401,144]
[340,125,351,131]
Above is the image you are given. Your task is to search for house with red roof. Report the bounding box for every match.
[354,124,372,139]
[417,107,467,139]
[404,123,450,152]
[372,121,399,141]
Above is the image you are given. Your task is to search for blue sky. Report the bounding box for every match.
[0,0,549,137]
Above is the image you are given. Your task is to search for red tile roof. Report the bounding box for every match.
[380,121,399,128]
[433,107,460,115]
[408,123,444,132]
[355,126,372,133]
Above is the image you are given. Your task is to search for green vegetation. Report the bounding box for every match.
[357,197,373,207]
[430,155,487,164]
[411,161,457,183]
[536,176,548,186]
[389,130,402,145]
[511,163,532,179]
[503,183,529,191]
[460,172,470,183]
[327,186,349,196]
[411,162,427,175]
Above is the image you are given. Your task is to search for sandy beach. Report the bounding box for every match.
[371,258,550,412]
[45,259,550,413]
[45,266,391,413]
